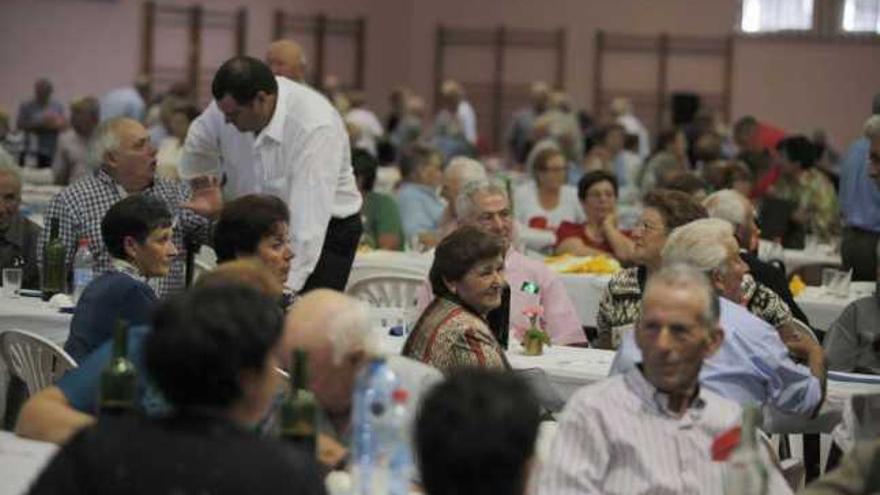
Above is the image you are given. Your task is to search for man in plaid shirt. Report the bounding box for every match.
[37,117,211,296]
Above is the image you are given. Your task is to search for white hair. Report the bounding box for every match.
[703,189,748,227]
[87,117,125,169]
[643,263,720,329]
[325,296,379,365]
[455,178,509,222]
[864,115,880,140]
[524,139,562,178]
[444,156,486,184]
[661,218,736,275]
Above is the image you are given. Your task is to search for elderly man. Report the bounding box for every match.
[704,188,810,325]
[38,117,211,295]
[539,265,793,494]
[610,96,650,159]
[396,143,445,248]
[417,179,585,345]
[0,157,40,289]
[17,78,66,168]
[183,56,362,293]
[437,156,487,237]
[53,96,100,185]
[265,39,307,82]
[839,100,880,281]
[283,289,441,447]
[613,219,826,417]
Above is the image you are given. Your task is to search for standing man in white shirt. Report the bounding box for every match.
[182,56,362,293]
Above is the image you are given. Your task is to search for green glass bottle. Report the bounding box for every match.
[98,320,137,415]
[41,218,66,301]
[280,349,319,456]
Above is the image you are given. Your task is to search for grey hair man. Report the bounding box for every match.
[416,179,586,345]
[38,117,211,295]
[283,289,441,455]
[540,264,794,494]
[613,218,826,418]
[704,189,811,325]
[0,157,40,289]
[438,156,487,236]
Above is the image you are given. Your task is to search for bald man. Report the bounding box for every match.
[283,289,441,445]
[266,39,307,82]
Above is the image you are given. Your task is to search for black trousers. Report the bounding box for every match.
[301,213,362,293]
[841,226,880,281]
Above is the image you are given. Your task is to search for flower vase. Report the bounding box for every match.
[524,334,544,356]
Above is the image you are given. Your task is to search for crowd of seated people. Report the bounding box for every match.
[5,36,880,495]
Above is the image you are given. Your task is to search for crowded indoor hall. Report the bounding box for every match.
[2,0,880,493]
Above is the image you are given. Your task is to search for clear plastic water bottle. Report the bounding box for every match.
[72,237,94,305]
[388,389,413,495]
[351,357,401,495]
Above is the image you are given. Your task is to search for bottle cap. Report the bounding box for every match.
[392,388,409,403]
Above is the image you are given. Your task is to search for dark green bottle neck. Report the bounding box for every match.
[291,350,308,391]
[112,324,128,359]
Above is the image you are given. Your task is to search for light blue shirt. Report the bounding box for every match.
[839,138,880,232]
[100,86,146,122]
[396,182,445,239]
[610,297,822,417]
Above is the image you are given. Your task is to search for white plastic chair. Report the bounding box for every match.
[0,329,77,396]
[347,273,425,310]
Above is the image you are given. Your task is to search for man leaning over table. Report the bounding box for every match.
[182,56,362,294]
[612,219,826,418]
[37,117,211,296]
[538,264,793,495]
[415,178,586,346]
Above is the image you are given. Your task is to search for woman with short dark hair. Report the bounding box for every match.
[555,170,633,260]
[213,194,293,286]
[403,226,509,373]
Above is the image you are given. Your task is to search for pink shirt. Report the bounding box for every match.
[416,249,587,345]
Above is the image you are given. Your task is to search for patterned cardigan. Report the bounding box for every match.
[403,296,509,374]
[596,265,794,348]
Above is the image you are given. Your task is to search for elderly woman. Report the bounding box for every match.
[29,284,326,494]
[597,189,800,349]
[555,170,633,260]
[403,226,509,373]
[213,194,294,303]
[513,140,584,233]
[595,189,708,348]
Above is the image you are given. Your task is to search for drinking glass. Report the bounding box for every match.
[2,268,23,298]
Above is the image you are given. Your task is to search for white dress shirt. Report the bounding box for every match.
[537,369,793,495]
[182,77,362,290]
[457,100,478,145]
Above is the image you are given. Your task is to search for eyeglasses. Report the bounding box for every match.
[538,167,567,174]
[634,221,663,233]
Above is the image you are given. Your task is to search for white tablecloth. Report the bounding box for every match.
[0,431,57,495]
[558,273,609,328]
[380,332,615,402]
[0,294,71,426]
[794,282,875,330]
[758,240,842,275]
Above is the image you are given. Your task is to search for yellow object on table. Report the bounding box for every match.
[789,274,806,297]
[544,254,621,275]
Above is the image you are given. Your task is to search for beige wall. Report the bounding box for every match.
[2,0,878,148]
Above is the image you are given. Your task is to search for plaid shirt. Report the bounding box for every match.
[37,169,211,296]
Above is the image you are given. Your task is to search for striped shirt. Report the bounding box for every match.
[537,369,793,495]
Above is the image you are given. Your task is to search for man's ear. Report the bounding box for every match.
[122,235,139,261]
[704,325,725,358]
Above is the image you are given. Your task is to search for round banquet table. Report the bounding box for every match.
[794,282,875,330]
[0,431,58,495]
